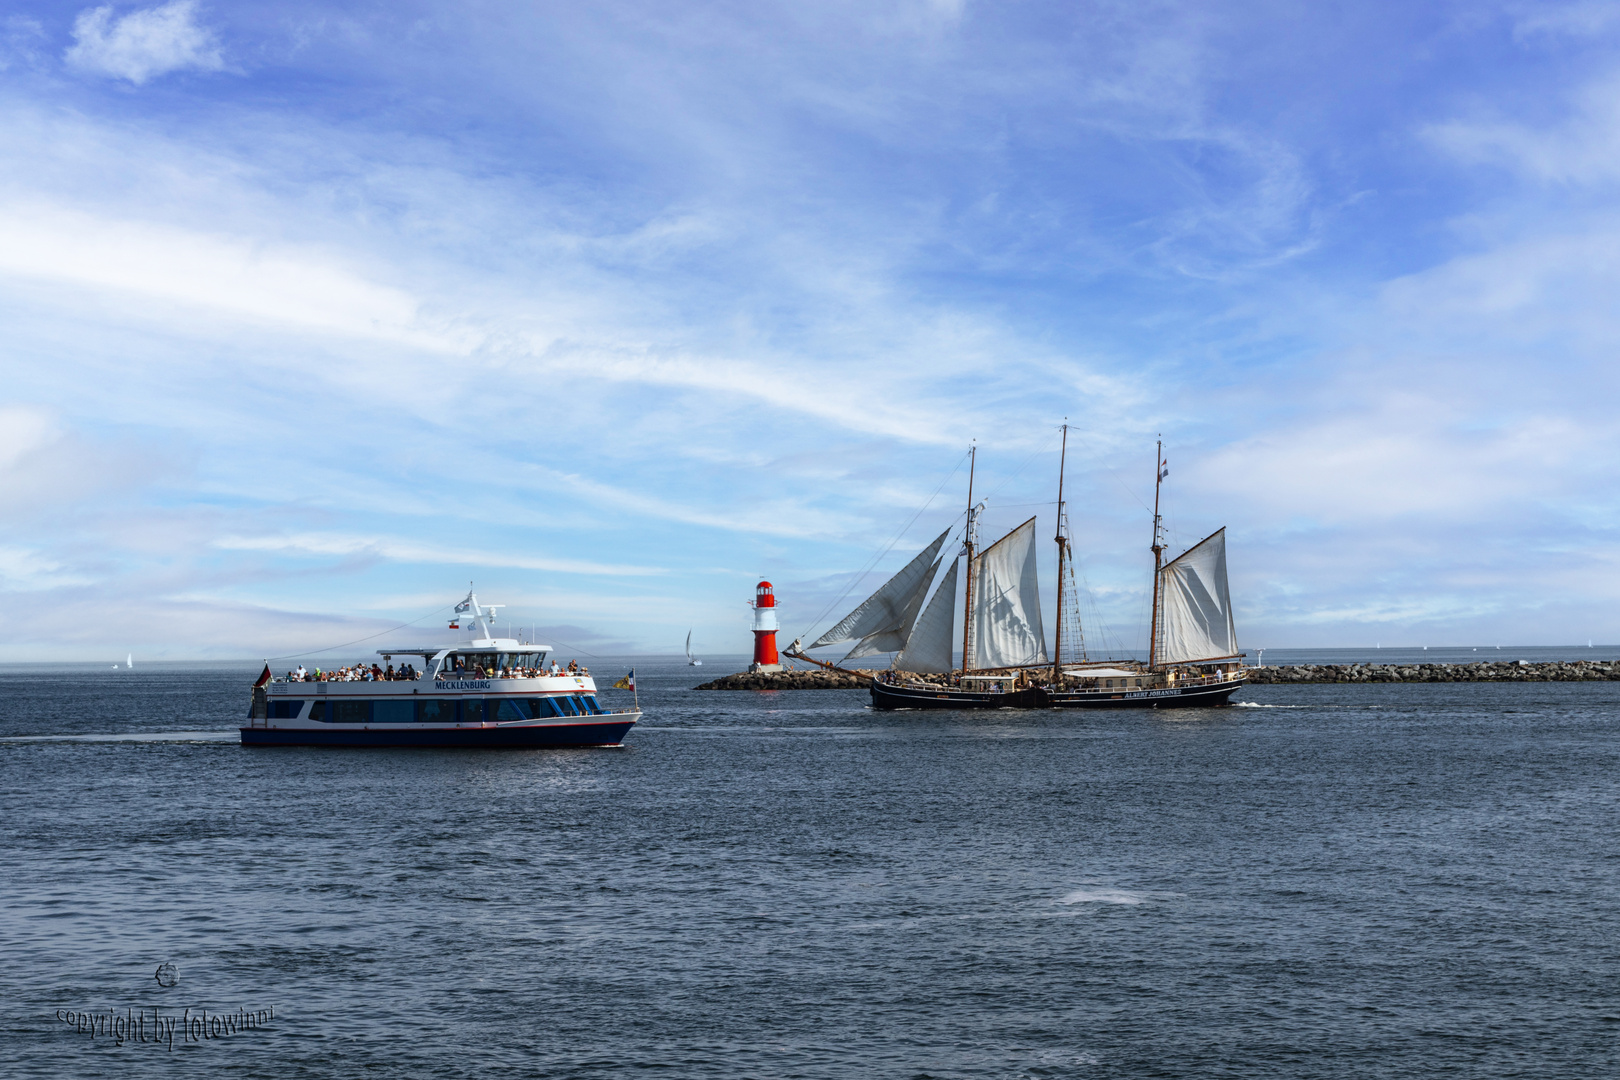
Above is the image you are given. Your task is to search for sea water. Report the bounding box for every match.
[3,660,1618,1077]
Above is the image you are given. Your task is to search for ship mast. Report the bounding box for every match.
[1052,423,1068,684]
[960,443,977,673]
[1148,437,1164,670]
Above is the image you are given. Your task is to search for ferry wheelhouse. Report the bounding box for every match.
[242,592,638,748]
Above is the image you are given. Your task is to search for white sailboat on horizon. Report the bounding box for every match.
[686,630,702,666]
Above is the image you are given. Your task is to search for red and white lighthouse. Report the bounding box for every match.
[749,580,782,673]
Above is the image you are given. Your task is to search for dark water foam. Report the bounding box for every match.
[3,663,1619,1077]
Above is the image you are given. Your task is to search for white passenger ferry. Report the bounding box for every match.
[242,592,638,748]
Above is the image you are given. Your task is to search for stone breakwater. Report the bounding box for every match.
[1247,660,1620,683]
[694,669,879,690]
[698,661,1620,690]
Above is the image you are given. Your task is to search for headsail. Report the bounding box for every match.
[1158,527,1237,664]
[970,518,1048,669]
[894,558,957,673]
[807,528,951,662]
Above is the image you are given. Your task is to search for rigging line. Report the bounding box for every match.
[265,605,455,662]
[795,448,972,642]
[1063,427,1154,515]
[977,430,1061,507]
[541,638,608,661]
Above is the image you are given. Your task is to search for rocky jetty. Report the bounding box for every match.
[694,669,879,690]
[1247,660,1620,683]
[699,660,1620,689]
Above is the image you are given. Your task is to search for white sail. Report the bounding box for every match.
[808,528,951,660]
[1158,527,1237,664]
[970,517,1048,669]
[841,555,944,662]
[685,630,692,660]
[894,558,957,673]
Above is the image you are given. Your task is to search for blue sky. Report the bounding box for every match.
[2,0,1619,660]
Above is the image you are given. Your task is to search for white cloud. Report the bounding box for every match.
[211,533,667,578]
[0,546,92,589]
[0,16,47,72]
[0,201,464,350]
[65,1,224,85]
[1426,69,1620,185]
[1508,1,1620,40]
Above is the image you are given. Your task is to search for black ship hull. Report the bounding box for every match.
[1042,677,1245,709]
[870,676,1246,711]
[869,679,1045,711]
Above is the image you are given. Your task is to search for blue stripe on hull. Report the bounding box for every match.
[239,722,634,748]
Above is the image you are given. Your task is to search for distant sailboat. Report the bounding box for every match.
[685,630,702,667]
[126,653,133,669]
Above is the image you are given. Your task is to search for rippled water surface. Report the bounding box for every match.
[3,662,1618,1078]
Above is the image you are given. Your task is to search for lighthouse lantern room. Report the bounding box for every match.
[749,581,782,673]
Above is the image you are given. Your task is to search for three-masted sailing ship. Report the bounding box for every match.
[785,433,1246,709]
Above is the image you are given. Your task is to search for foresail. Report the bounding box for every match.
[894,558,957,673]
[807,528,951,653]
[842,556,941,662]
[1158,527,1237,664]
[970,517,1048,669]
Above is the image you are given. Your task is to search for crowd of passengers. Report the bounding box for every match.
[285,663,420,682]
[283,658,589,682]
[437,658,589,679]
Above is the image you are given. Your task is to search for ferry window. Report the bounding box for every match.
[373,700,413,724]
[496,699,532,721]
[331,700,371,724]
[557,696,581,716]
[1105,679,1113,688]
[580,695,602,714]
[417,699,455,724]
[528,697,561,718]
[462,700,484,724]
[308,701,326,722]
[1134,679,1141,687]
[268,700,304,720]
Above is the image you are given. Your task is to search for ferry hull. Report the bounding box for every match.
[1041,678,1244,709]
[870,679,1045,711]
[240,719,635,748]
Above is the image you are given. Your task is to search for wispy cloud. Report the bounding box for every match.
[212,533,666,578]
[4,2,1620,655]
[65,1,224,85]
